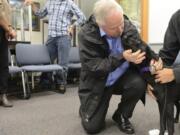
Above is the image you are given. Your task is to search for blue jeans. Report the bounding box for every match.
[41,35,71,85]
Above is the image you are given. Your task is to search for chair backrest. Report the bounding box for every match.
[16,43,51,66]
[69,47,80,63]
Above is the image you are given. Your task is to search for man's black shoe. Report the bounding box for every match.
[56,84,66,94]
[112,113,135,134]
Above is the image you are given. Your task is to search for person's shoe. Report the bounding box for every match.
[56,84,66,94]
[2,94,13,107]
[112,113,135,134]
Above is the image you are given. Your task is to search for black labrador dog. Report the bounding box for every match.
[122,19,179,135]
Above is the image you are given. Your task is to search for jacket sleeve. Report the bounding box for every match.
[159,10,180,83]
[78,30,125,79]
[173,65,180,84]
[159,10,180,66]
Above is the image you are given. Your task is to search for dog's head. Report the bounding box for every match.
[123,37,158,66]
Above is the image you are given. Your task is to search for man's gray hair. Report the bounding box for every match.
[93,0,124,25]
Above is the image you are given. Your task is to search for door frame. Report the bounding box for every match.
[118,0,149,42]
[141,0,149,42]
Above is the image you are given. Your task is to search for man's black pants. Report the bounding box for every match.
[0,27,9,94]
[81,69,146,134]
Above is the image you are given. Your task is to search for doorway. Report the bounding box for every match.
[118,0,148,42]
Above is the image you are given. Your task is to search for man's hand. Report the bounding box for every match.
[9,29,16,39]
[155,68,175,83]
[6,27,16,40]
[24,0,38,13]
[68,25,74,36]
[150,58,163,74]
[24,0,33,6]
[123,49,146,64]
[150,58,163,71]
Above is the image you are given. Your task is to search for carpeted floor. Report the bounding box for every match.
[0,85,179,135]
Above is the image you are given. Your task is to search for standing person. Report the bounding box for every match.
[0,0,16,107]
[156,9,180,95]
[78,0,161,134]
[24,0,86,93]
[153,9,180,134]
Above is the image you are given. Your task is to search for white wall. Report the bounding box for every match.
[148,0,180,44]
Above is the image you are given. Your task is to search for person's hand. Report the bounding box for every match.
[6,27,16,40]
[155,68,175,83]
[123,49,146,64]
[24,0,33,6]
[150,58,163,74]
[9,29,17,39]
[68,25,74,36]
[150,58,163,71]
[147,84,156,100]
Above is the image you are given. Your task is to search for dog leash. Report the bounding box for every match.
[140,65,156,75]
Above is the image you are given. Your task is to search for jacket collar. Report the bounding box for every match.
[81,15,106,45]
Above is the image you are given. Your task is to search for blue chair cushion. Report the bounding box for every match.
[21,64,62,72]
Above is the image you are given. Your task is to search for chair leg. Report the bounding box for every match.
[31,72,35,89]
[24,72,31,99]
[21,71,27,98]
